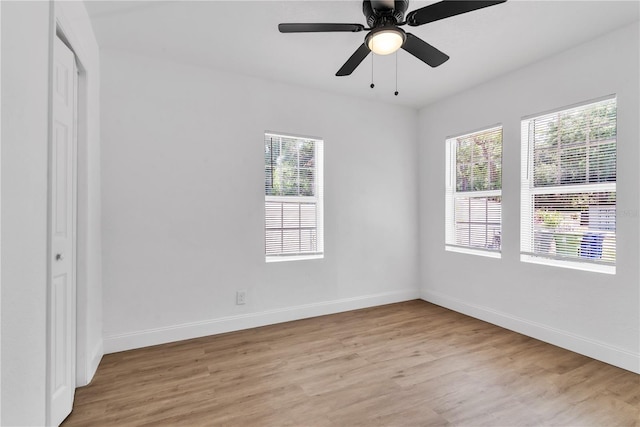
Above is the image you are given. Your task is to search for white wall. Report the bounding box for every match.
[418,23,640,373]
[101,50,420,352]
[1,2,51,424]
[1,1,102,424]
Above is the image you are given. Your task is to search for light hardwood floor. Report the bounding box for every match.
[63,300,639,426]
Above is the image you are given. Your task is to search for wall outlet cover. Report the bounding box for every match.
[236,290,247,305]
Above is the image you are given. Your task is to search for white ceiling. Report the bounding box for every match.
[84,0,639,108]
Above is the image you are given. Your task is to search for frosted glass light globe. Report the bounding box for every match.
[367,29,405,55]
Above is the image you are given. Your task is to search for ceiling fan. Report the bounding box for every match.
[279,0,506,76]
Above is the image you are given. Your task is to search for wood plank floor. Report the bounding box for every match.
[63,300,639,426]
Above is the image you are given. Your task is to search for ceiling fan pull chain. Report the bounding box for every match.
[394,51,399,96]
[370,54,375,89]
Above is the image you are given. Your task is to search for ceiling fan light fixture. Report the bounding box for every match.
[366,27,406,55]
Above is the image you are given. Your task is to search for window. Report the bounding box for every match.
[445,126,503,257]
[264,132,323,262]
[521,97,616,274]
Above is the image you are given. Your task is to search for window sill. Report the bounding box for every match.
[446,245,501,259]
[266,254,324,263]
[520,254,615,275]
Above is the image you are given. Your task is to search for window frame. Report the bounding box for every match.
[445,125,503,258]
[520,96,616,274]
[264,132,324,263]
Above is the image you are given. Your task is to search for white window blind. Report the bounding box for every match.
[446,126,503,257]
[265,133,324,262]
[520,97,616,274]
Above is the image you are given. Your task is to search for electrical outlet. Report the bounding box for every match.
[236,290,247,305]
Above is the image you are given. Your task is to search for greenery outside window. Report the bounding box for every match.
[265,132,324,262]
[520,96,616,274]
[445,126,503,257]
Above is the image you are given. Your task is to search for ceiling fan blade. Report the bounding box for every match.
[402,33,449,67]
[278,23,365,33]
[336,43,371,76]
[406,1,506,26]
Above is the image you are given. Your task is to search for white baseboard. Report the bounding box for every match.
[88,340,103,382]
[76,340,104,387]
[422,289,640,374]
[104,289,420,354]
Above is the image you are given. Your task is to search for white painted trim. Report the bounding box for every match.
[520,253,615,275]
[0,1,3,422]
[88,341,103,385]
[75,339,102,387]
[446,246,501,259]
[104,290,419,354]
[54,0,103,388]
[421,289,640,374]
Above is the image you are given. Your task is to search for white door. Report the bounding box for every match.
[49,36,77,426]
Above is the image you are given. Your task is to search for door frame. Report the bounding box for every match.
[0,3,3,422]
[46,10,93,423]
[52,1,102,392]
[47,31,79,426]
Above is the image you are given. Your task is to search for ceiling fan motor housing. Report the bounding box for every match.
[363,0,410,28]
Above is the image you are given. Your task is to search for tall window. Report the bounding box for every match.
[445,126,503,257]
[264,132,324,262]
[521,97,616,274]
